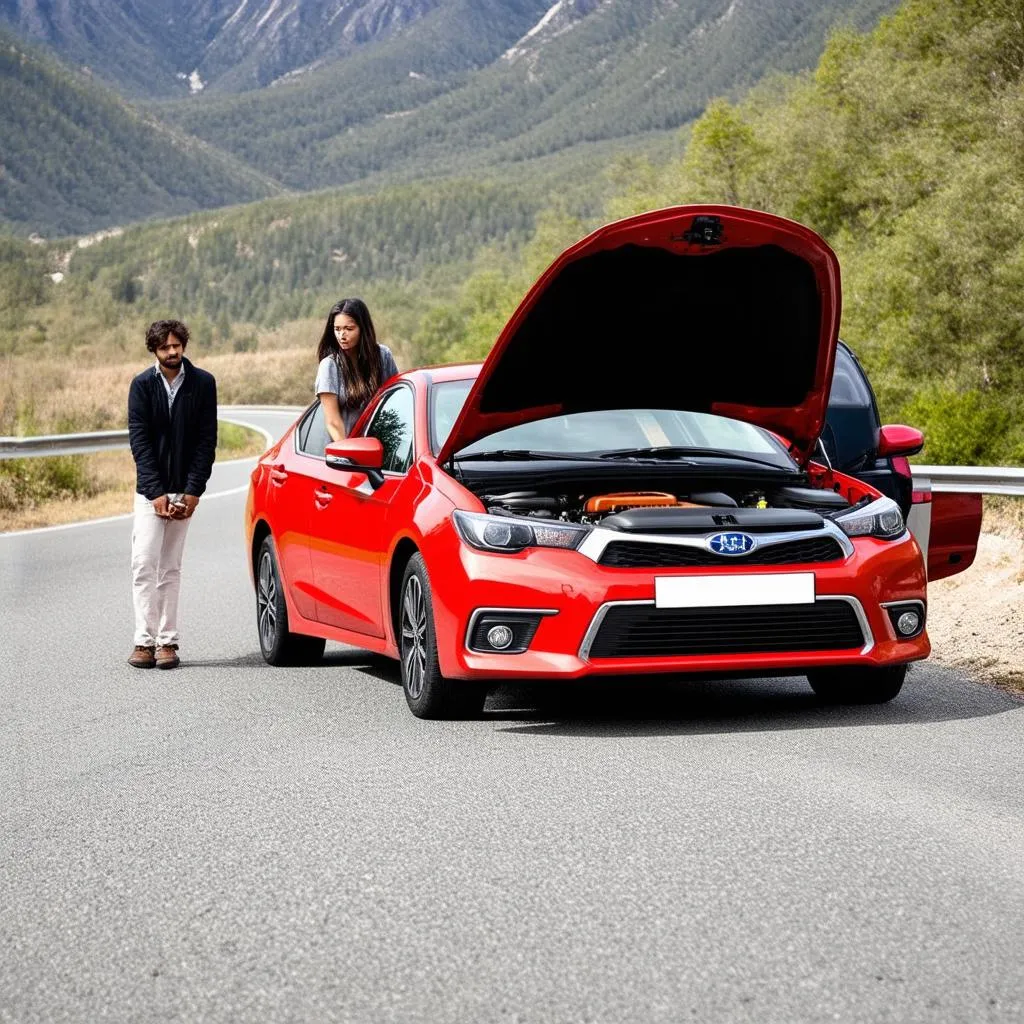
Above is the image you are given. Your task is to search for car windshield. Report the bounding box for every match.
[430,380,795,468]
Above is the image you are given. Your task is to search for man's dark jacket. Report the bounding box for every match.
[128,357,217,500]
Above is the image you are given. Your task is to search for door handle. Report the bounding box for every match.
[269,464,288,486]
[313,487,333,507]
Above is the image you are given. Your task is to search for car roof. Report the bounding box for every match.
[402,362,482,384]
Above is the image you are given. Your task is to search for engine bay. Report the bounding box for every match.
[477,480,853,527]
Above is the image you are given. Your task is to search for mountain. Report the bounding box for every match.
[0,0,899,235]
[0,0,200,97]
[160,0,898,190]
[0,30,280,236]
[0,0,552,97]
[188,0,444,93]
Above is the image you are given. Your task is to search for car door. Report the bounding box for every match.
[262,403,326,623]
[927,492,983,581]
[306,384,416,637]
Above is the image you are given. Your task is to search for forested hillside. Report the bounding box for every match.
[0,177,546,356]
[0,0,552,98]
[2,0,1019,468]
[0,31,280,235]
[0,0,894,234]
[160,0,895,190]
[409,0,1024,465]
[0,0,192,96]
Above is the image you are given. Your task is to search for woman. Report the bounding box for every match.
[314,298,399,441]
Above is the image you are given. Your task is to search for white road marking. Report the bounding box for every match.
[0,484,252,538]
[0,413,281,539]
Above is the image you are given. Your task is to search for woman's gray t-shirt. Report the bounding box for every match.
[314,345,399,436]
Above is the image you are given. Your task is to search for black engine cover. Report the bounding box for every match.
[601,507,825,534]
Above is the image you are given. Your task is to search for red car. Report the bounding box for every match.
[245,205,977,718]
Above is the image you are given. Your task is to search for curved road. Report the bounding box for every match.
[1,408,1022,1023]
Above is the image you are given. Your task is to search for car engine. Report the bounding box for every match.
[479,485,852,526]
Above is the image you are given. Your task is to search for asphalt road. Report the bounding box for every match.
[2,408,1023,1024]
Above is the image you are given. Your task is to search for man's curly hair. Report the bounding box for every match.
[146,319,190,354]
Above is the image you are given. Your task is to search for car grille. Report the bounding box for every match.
[598,536,845,569]
[586,601,864,659]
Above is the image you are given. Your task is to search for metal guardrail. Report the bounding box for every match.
[912,465,1024,497]
[2,422,1023,495]
[0,406,305,461]
[0,430,130,459]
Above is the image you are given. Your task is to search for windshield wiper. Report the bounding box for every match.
[455,449,600,462]
[598,446,790,472]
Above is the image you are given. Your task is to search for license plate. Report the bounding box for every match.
[654,573,815,609]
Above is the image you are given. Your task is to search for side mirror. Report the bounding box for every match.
[877,424,924,459]
[325,437,385,489]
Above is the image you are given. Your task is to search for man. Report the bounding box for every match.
[127,319,217,669]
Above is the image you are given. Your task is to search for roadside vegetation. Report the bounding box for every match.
[412,0,1024,466]
[0,421,267,532]
[0,0,1020,527]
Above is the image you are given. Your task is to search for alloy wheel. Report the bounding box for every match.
[257,550,277,652]
[401,575,428,699]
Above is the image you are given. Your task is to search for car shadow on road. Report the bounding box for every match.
[321,648,403,684]
[484,665,1023,737]
[181,649,401,675]
[228,646,1023,736]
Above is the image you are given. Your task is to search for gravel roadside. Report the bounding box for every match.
[927,498,1024,693]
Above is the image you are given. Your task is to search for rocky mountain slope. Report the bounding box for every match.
[0,0,550,96]
[0,30,280,235]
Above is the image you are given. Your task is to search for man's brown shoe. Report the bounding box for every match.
[128,645,156,669]
[155,645,180,669]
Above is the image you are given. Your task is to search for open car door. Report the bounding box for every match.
[927,492,983,581]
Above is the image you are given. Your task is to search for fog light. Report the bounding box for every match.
[896,611,920,636]
[467,610,554,654]
[885,603,925,638]
[486,625,514,650]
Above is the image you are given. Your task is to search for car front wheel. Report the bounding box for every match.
[807,664,907,705]
[257,536,326,666]
[400,554,486,719]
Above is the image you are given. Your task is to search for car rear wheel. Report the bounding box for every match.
[400,554,486,719]
[257,536,326,667]
[807,664,907,704]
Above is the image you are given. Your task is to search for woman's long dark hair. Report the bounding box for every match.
[315,298,384,412]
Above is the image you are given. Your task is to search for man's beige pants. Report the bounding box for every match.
[131,493,192,647]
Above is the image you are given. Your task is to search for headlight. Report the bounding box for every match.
[452,510,589,553]
[834,496,906,540]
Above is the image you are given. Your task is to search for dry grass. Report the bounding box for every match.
[985,495,1024,541]
[1,319,411,530]
[0,347,318,435]
[0,316,406,434]
[0,425,266,532]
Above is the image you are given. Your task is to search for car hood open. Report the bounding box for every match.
[435,205,841,467]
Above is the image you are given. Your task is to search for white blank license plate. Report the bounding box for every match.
[654,573,815,609]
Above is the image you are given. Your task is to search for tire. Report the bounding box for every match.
[807,664,907,705]
[399,554,487,719]
[256,536,326,667]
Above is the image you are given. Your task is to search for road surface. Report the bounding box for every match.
[2,408,1022,1023]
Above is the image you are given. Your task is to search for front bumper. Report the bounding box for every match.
[427,527,929,681]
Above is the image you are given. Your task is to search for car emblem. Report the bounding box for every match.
[707,532,756,556]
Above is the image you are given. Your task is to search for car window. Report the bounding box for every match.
[828,346,874,408]
[431,378,474,454]
[822,344,881,470]
[459,408,785,458]
[429,383,790,463]
[367,385,415,473]
[296,402,330,457]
